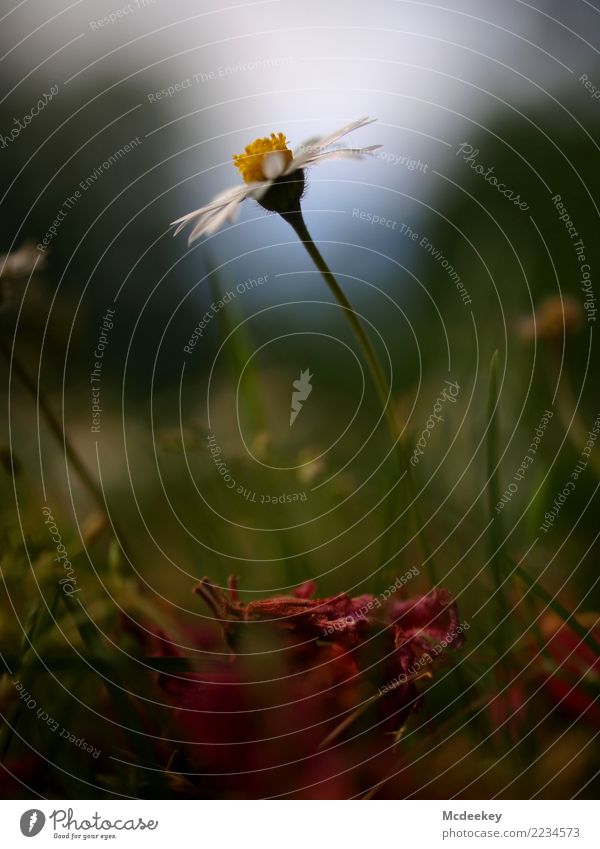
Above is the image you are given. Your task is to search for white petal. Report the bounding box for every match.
[288,145,382,172]
[186,214,213,242]
[193,200,238,241]
[184,180,270,243]
[188,198,237,242]
[247,180,274,201]
[262,150,287,180]
[291,135,322,157]
[292,117,376,159]
[313,144,382,160]
[317,116,377,147]
[285,149,318,171]
[171,184,250,235]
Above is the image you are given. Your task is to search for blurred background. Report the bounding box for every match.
[1,0,600,799]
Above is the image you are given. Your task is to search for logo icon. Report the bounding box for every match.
[20,810,46,837]
[290,368,313,426]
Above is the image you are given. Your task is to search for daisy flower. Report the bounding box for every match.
[171,117,381,243]
[172,116,432,568]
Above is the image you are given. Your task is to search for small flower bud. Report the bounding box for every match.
[518,295,583,342]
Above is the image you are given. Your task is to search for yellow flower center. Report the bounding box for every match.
[232,132,293,183]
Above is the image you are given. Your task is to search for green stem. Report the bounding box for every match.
[485,348,600,659]
[0,337,129,557]
[486,350,506,618]
[284,209,433,575]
